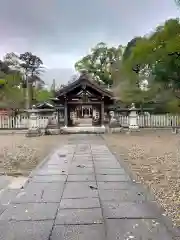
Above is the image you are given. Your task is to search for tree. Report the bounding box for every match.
[0,52,45,109]
[3,52,21,70]
[0,60,10,74]
[19,52,44,108]
[118,18,180,111]
[123,37,142,62]
[75,42,123,86]
[35,89,53,103]
[0,71,24,109]
[175,0,180,5]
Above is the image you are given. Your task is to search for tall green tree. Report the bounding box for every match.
[1,52,45,108]
[35,89,53,103]
[0,70,24,109]
[19,52,44,108]
[119,18,180,111]
[75,42,124,86]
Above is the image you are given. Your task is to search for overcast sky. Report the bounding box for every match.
[0,0,179,83]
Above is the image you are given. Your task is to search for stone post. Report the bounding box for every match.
[64,97,68,128]
[29,112,38,128]
[26,108,42,137]
[128,103,139,131]
[45,112,60,135]
[109,111,115,122]
[101,100,105,128]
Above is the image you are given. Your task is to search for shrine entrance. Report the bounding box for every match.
[52,72,114,128]
[68,103,101,127]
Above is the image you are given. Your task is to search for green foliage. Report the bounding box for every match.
[0,51,45,109]
[119,18,180,112]
[0,72,24,108]
[75,42,123,86]
[35,89,53,103]
[123,37,142,62]
[166,98,180,113]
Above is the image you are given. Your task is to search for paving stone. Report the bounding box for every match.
[94,162,121,169]
[92,155,117,158]
[0,140,175,239]
[73,155,92,157]
[93,157,114,161]
[0,203,59,221]
[68,167,94,175]
[0,204,6,215]
[35,169,67,175]
[0,189,19,205]
[73,157,92,160]
[31,175,67,183]
[102,201,160,218]
[67,174,96,182]
[70,162,93,168]
[62,182,98,198]
[51,224,105,240]
[42,188,63,202]
[96,174,130,182]
[97,181,143,190]
[0,176,13,190]
[25,182,64,191]
[43,161,69,166]
[95,168,126,175]
[40,165,69,174]
[0,220,53,240]
[106,219,174,240]
[12,189,42,203]
[43,163,67,169]
[44,163,69,169]
[93,158,116,162]
[55,208,103,225]
[60,198,100,209]
[99,189,146,202]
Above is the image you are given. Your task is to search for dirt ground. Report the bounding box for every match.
[0,134,69,176]
[103,130,180,227]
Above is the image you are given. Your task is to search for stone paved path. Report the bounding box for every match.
[0,135,179,239]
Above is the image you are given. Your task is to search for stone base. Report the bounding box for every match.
[129,125,140,132]
[108,127,123,133]
[45,128,60,135]
[109,119,121,128]
[26,127,42,137]
[171,127,179,134]
[60,126,106,134]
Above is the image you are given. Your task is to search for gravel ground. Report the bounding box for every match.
[103,130,180,227]
[0,134,69,176]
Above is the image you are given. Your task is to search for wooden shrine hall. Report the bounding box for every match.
[51,73,115,127]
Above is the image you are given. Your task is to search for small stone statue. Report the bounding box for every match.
[130,103,135,109]
[109,111,115,120]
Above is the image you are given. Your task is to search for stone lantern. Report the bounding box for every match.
[26,105,42,137]
[128,103,139,130]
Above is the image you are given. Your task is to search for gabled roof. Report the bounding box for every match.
[55,73,114,98]
[35,102,54,109]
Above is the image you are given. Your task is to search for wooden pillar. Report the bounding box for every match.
[57,108,61,127]
[57,109,59,127]
[64,97,68,127]
[101,97,104,127]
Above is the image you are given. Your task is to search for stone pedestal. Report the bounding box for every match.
[26,110,42,137]
[108,111,122,133]
[45,113,60,135]
[128,103,139,131]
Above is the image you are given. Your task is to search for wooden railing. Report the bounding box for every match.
[0,113,180,129]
